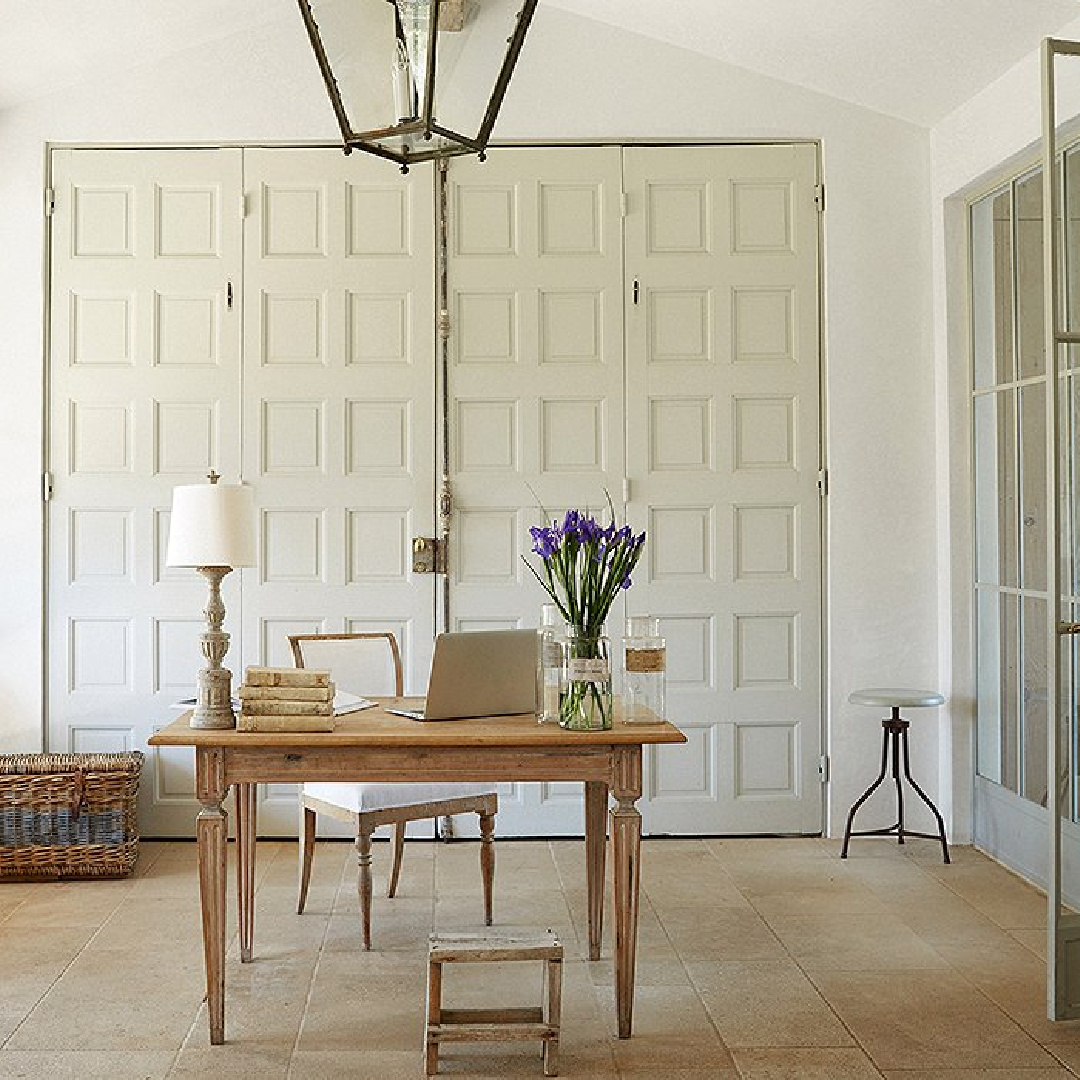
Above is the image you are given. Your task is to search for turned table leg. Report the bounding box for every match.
[196,748,228,1045]
[611,747,642,1039]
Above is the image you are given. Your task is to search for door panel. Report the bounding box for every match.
[48,148,244,836]
[446,146,627,834]
[240,148,438,835]
[623,144,823,834]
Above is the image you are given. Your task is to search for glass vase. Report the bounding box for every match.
[560,631,612,731]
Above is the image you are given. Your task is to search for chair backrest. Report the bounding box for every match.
[288,632,403,697]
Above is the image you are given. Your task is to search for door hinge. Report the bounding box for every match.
[42,471,53,502]
[818,754,830,783]
[814,183,825,212]
[620,191,628,218]
[227,281,234,310]
[622,477,631,504]
[239,193,247,219]
[45,187,56,217]
[632,278,640,306]
[817,468,829,496]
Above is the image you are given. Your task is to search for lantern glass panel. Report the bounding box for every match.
[305,0,528,148]
[308,0,397,134]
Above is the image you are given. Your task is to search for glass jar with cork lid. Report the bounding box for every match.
[622,616,666,723]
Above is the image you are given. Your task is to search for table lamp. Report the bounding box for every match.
[166,471,257,729]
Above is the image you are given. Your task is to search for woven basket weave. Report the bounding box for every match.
[0,752,143,880]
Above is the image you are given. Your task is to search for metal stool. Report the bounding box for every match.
[841,688,950,863]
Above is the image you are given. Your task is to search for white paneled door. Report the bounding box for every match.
[48,143,822,839]
[239,149,437,834]
[623,145,823,834]
[48,149,245,835]
[446,147,628,833]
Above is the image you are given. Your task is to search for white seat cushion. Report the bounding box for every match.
[303,781,508,814]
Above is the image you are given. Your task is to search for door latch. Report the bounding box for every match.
[412,536,445,574]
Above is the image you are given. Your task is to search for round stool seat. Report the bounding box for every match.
[849,688,944,709]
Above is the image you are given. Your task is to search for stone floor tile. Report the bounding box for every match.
[1043,1042,1080,1072]
[766,910,950,971]
[656,902,789,963]
[0,1050,175,1079]
[879,1071,1071,1079]
[731,1046,886,1079]
[168,1045,291,1078]
[810,968,1058,1071]
[687,959,853,1048]
[289,1050,434,1079]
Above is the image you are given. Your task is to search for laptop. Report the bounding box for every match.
[388,628,539,721]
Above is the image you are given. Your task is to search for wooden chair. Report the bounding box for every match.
[289,632,499,949]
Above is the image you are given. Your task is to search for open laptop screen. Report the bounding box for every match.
[402,628,539,720]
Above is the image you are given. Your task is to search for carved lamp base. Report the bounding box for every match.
[188,565,237,730]
[191,663,236,730]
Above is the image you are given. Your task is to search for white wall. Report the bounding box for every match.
[0,6,940,838]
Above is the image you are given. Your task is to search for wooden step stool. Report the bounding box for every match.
[425,930,563,1076]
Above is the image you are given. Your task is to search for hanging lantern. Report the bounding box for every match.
[297,0,538,172]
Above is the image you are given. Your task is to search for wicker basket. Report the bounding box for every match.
[0,752,143,881]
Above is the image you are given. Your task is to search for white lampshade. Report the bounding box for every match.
[166,482,257,568]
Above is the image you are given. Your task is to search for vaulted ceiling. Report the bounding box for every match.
[541,0,1080,127]
[4,1,1079,127]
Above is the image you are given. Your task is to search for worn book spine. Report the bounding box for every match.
[237,712,335,733]
[238,684,334,703]
[244,666,330,688]
[238,699,333,716]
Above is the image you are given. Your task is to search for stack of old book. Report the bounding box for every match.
[237,667,336,732]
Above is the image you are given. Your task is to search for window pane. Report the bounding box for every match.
[1015,170,1046,379]
[974,390,1017,586]
[1068,617,1080,821]
[1002,592,1020,793]
[1019,382,1047,592]
[972,188,1014,390]
[1066,147,1080,340]
[1021,596,1048,805]
[1068,373,1080,598]
[976,588,1002,783]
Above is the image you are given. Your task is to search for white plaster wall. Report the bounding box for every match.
[0,6,939,839]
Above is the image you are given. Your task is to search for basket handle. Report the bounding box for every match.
[69,769,87,820]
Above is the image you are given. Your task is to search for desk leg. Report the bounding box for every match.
[584,780,608,962]
[236,782,257,963]
[196,748,228,1045]
[611,746,642,1039]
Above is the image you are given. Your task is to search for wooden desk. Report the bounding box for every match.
[149,704,685,1045]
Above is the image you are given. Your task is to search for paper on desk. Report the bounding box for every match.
[333,691,377,715]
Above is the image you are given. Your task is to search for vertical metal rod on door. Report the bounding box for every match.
[1042,35,1080,1021]
[436,159,452,636]
[434,160,454,841]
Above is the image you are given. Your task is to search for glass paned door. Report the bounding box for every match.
[972,42,1080,1017]
[970,165,1070,822]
